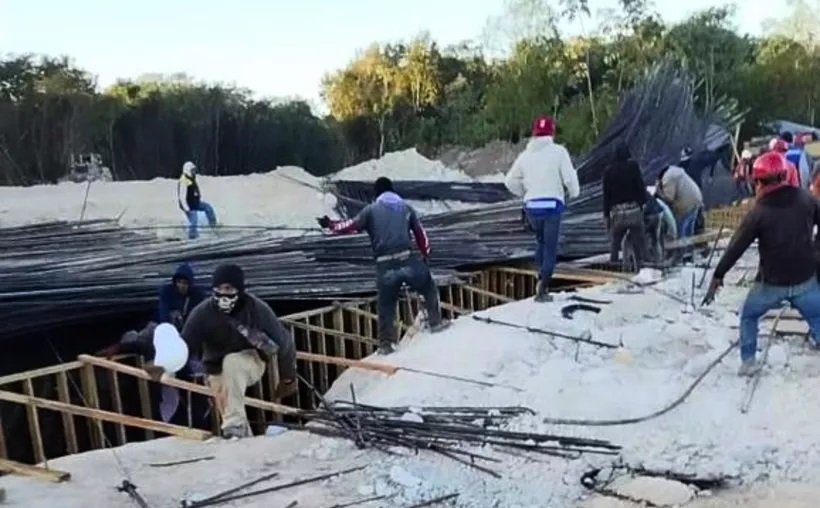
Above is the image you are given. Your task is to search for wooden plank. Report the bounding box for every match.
[348,308,364,360]
[296,352,398,375]
[341,304,408,332]
[134,356,155,440]
[0,361,83,386]
[55,371,78,455]
[22,379,46,465]
[0,413,8,459]
[317,314,329,393]
[284,319,379,346]
[107,370,127,446]
[665,229,720,250]
[364,302,375,355]
[333,307,348,365]
[77,355,301,417]
[440,301,469,315]
[462,284,514,304]
[0,390,211,441]
[80,364,104,448]
[302,318,316,406]
[0,458,70,483]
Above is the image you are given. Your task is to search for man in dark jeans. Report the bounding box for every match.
[602,143,647,269]
[317,177,445,354]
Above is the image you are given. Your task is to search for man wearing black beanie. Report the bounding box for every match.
[182,263,297,438]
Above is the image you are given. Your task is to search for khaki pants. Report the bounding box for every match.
[208,350,265,432]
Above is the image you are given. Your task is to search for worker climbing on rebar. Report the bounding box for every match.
[703,152,820,376]
[182,263,297,438]
[504,116,580,302]
[316,177,446,354]
[602,142,647,269]
[656,153,703,239]
[178,161,218,240]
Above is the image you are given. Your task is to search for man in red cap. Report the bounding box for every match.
[504,116,580,302]
[703,152,820,376]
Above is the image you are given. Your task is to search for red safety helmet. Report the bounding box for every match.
[752,152,789,182]
[532,116,556,137]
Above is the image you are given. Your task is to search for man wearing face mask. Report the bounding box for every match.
[182,263,297,438]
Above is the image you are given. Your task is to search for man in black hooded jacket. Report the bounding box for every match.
[602,143,647,267]
[182,264,297,438]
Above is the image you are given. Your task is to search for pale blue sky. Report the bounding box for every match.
[0,0,767,105]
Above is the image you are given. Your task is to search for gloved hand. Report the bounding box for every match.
[273,378,297,399]
[701,277,723,306]
[316,216,331,229]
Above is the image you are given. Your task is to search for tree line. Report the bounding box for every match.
[1,0,818,185]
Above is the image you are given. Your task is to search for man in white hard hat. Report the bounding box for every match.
[734,149,754,201]
[178,161,218,239]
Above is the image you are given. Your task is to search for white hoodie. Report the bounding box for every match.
[504,137,580,205]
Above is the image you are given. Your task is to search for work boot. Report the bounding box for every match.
[737,359,761,377]
[534,280,552,302]
[222,423,250,439]
[377,342,396,355]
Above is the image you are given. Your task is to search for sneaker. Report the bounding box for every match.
[222,423,250,439]
[377,343,396,355]
[737,360,761,377]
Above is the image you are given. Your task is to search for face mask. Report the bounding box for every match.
[213,290,239,313]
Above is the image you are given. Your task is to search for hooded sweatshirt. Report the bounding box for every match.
[157,263,206,326]
[328,191,431,258]
[178,164,202,212]
[504,137,580,213]
[657,165,703,220]
[182,292,297,378]
[602,143,647,217]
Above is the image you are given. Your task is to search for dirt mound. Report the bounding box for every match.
[436,140,526,179]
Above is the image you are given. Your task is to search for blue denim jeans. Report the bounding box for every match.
[739,276,820,361]
[525,212,562,283]
[678,206,701,239]
[186,201,217,239]
[376,257,441,345]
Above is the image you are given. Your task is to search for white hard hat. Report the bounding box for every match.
[768,138,778,151]
[741,149,752,159]
[182,161,196,176]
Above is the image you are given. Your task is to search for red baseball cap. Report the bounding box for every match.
[532,116,556,137]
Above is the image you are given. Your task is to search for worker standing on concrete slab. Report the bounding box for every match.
[703,152,820,376]
[316,177,445,355]
[504,116,580,302]
[656,161,703,239]
[182,264,297,438]
[602,142,647,268]
[178,161,218,240]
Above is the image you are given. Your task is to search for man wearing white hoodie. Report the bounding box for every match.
[178,161,218,239]
[505,116,580,302]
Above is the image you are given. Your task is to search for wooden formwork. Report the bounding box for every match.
[706,200,754,231]
[0,266,608,471]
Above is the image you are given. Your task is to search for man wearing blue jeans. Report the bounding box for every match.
[178,161,218,239]
[704,152,820,376]
[505,116,580,302]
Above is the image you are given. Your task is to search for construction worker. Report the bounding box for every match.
[316,177,445,354]
[182,264,297,438]
[733,149,754,201]
[770,138,800,187]
[656,161,703,239]
[158,263,206,330]
[505,116,580,301]
[178,161,218,240]
[602,142,647,268]
[703,152,820,376]
[784,132,812,188]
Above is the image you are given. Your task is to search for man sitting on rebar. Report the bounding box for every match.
[504,116,580,302]
[316,177,446,355]
[602,142,647,269]
[182,264,297,439]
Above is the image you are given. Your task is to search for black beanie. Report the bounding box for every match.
[374,177,393,196]
[212,264,245,292]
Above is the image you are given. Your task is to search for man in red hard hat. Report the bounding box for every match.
[505,116,580,302]
[769,138,800,187]
[703,152,820,376]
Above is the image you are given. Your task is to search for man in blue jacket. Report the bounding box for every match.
[159,263,206,330]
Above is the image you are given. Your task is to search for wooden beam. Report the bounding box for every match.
[295,352,398,375]
[462,284,514,304]
[107,370,127,445]
[134,356,155,440]
[0,389,211,441]
[284,319,379,346]
[55,371,79,455]
[22,379,46,465]
[77,355,301,417]
[80,364,104,448]
[0,458,70,483]
[0,361,83,386]
[440,301,469,315]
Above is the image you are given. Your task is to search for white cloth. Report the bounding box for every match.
[504,137,580,204]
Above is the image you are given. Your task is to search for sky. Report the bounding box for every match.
[0,0,769,107]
